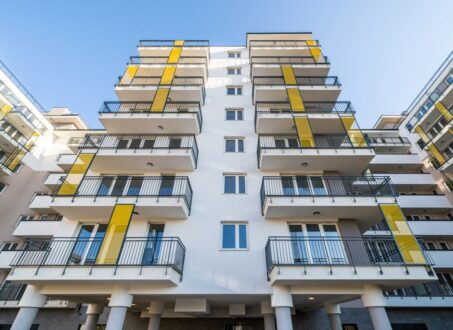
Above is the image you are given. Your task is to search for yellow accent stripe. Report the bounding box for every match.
[174,40,184,47]
[168,47,182,64]
[287,88,304,112]
[428,143,446,166]
[415,125,430,144]
[151,88,170,112]
[160,66,176,85]
[281,65,297,85]
[435,102,453,122]
[341,116,368,147]
[57,153,95,195]
[96,204,135,265]
[294,116,315,147]
[0,104,13,120]
[307,39,322,62]
[380,204,426,264]
[120,65,138,85]
[5,148,25,171]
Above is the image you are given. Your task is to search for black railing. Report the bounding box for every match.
[11,237,185,275]
[79,134,199,166]
[366,137,411,146]
[260,176,395,213]
[386,281,453,298]
[129,56,208,66]
[99,101,203,130]
[53,176,193,212]
[250,56,329,66]
[18,214,62,222]
[368,220,391,232]
[253,76,340,87]
[139,40,210,48]
[265,236,430,274]
[0,283,27,301]
[248,40,320,48]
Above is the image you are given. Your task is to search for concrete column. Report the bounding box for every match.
[324,303,342,330]
[361,285,392,330]
[106,287,133,330]
[11,285,47,330]
[261,300,276,330]
[147,301,164,330]
[271,286,293,330]
[84,303,105,330]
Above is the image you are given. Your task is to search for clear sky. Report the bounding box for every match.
[1,0,452,128]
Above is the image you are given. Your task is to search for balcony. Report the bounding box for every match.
[115,76,206,104]
[254,101,354,134]
[137,40,210,60]
[427,250,453,269]
[13,214,62,237]
[385,280,453,307]
[366,136,412,154]
[374,173,436,191]
[397,194,451,214]
[30,176,193,220]
[0,125,28,153]
[99,101,202,134]
[257,134,374,174]
[265,236,433,285]
[248,39,326,60]
[408,219,453,236]
[0,283,26,302]
[250,56,330,79]
[368,154,423,172]
[129,56,207,79]
[56,153,77,171]
[8,237,185,285]
[253,76,341,103]
[78,134,198,173]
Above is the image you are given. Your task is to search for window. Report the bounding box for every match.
[226,108,243,121]
[225,138,244,152]
[343,325,358,330]
[0,182,6,195]
[221,223,248,250]
[223,174,246,194]
[228,52,241,58]
[227,86,242,95]
[227,67,241,75]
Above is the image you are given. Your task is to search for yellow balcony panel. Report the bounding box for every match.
[99,101,202,134]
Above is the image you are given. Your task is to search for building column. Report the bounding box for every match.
[361,285,392,330]
[147,301,164,330]
[84,303,105,330]
[324,303,342,330]
[271,286,293,330]
[106,287,133,330]
[11,285,47,330]
[261,300,276,330]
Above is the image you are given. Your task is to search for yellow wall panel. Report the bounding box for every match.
[435,102,453,122]
[287,88,304,112]
[173,40,185,47]
[168,48,182,64]
[428,143,446,166]
[380,204,426,264]
[119,65,138,85]
[96,204,135,265]
[151,88,170,112]
[160,66,176,85]
[415,125,430,144]
[0,104,13,120]
[281,65,297,85]
[57,153,95,195]
[294,116,315,147]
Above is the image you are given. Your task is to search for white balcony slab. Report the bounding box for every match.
[408,220,453,237]
[13,220,61,237]
[397,195,451,213]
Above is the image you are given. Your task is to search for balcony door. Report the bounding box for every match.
[274,137,299,149]
[288,223,347,264]
[159,176,175,196]
[68,224,107,265]
[142,224,165,265]
[281,176,327,196]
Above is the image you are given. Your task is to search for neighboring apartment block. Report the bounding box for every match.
[0,35,451,330]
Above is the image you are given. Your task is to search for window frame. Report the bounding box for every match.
[227,67,242,75]
[224,137,245,153]
[223,173,247,194]
[226,86,243,96]
[220,222,249,251]
[227,51,241,59]
[225,108,244,121]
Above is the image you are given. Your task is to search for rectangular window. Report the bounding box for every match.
[225,108,243,121]
[227,67,241,75]
[223,174,246,194]
[227,86,242,95]
[221,223,248,250]
[228,52,241,58]
[225,138,244,152]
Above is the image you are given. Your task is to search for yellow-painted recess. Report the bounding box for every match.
[294,116,315,147]
[306,39,322,62]
[160,66,176,85]
[57,153,95,195]
[428,143,446,166]
[287,88,305,112]
[150,88,170,112]
[414,125,430,144]
[435,102,453,122]
[0,104,13,120]
[120,65,138,85]
[96,204,135,265]
[380,204,426,264]
[281,65,297,85]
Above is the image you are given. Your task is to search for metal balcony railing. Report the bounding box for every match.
[129,56,208,66]
[260,176,395,213]
[386,280,453,298]
[79,134,199,166]
[250,56,329,66]
[139,40,210,48]
[53,176,193,212]
[11,237,185,275]
[256,101,354,114]
[248,40,320,48]
[18,214,63,222]
[366,137,411,146]
[253,76,340,87]
[0,283,27,301]
[265,236,431,275]
[99,101,203,130]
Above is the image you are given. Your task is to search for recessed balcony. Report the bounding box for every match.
[265,236,434,286]
[78,134,198,173]
[30,176,193,220]
[137,40,210,61]
[254,101,355,134]
[8,237,185,285]
[248,39,326,60]
[99,101,202,134]
[257,134,374,174]
[253,76,341,103]
[250,56,330,79]
[0,126,28,153]
[260,176,396,230]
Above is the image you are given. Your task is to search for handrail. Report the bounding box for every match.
[139,40,210,48]
[249,40,320,48]
[250,56,329,65]
[0,283,27,301]
[366,136,411,146]
[116,75,205,87]
[129,56,208,66]
[253,76,340,86]
[385,280,453,298]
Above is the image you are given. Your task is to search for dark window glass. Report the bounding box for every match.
[239,224,247,248]
[238,176,245,193]
[222,225,236,249]
[224,176,236,193]
[237,140,244,152]
[226,111,236,120]
[225,140,236,152]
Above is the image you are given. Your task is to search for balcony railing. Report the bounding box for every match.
[366,137,411,146]
[139,40,210,48]
[253,76,340,87]
[11,237,185,275]
[256,101,354,114]
[250,56,329,66]
[248,40,320,48]
[386,280,453,298]
[0,283,27,301]
[18,214,63,222]
[79,134,199,166]
[265,236,430,274]
[129,56,208,66]
[53,176,193,212]
[99,101,203,130]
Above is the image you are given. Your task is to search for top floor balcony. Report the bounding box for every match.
[250,56,330,79]
[137,40,210,61]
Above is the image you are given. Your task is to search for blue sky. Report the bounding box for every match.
[1,0,452,128]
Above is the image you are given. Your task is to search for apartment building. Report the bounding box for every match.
[0,35,450,330]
